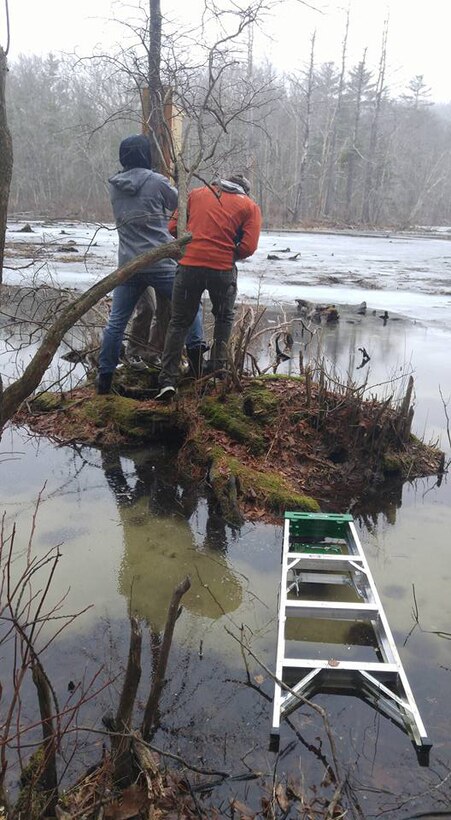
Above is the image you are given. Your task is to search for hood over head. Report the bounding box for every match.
[119,134,152,170]
[109,167,151,195]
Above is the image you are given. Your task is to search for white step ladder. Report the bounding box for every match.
[271,512,431,765]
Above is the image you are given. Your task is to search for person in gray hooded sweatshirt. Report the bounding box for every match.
[97,134,204,394]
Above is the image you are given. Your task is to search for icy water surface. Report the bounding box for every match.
[1,225,451,815]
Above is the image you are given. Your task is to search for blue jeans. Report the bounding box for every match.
[98,270,204,374]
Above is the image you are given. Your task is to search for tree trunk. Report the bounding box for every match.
[142,0,169,174]
[0,46,13,284]
[290,33,315,225]
[345,51,367,222]
[141,576,191,739]
[361,20,388,224]
[323,12,349,218]
[31,661,58,816]
[111,617,142,787]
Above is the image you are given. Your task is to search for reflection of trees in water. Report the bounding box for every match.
[316,316,409,381]
[101,450,243,632]
[353,476,404,529]
[254,306,411,392]
[297,315,415,527]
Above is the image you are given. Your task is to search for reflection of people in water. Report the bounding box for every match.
[101,451,243,631]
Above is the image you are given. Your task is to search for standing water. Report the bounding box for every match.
[1,225,451,816]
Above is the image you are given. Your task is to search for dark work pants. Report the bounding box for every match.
[127,287,171,361]
[159,264,237,387]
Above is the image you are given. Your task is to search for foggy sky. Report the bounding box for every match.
[2,0,450,102]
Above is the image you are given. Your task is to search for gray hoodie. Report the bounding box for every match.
[109,168,178,274]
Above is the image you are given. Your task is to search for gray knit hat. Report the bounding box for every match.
[227,173,251,194]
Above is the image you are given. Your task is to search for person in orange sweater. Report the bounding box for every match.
[156,174,262,401]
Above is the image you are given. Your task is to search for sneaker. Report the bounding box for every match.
[146,355,162,369]
[155,385,176,402]
[128,355,149,371]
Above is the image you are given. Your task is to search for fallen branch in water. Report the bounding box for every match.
[0,234,191,427]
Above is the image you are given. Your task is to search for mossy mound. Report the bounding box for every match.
[178,435,319,527]
[199,380,282,453]
[200,394,267,454]
[180,374,443,520]
[84,394,182,441]
[216,451,319,519]
[15,372,444,523]
[18,386,188,447]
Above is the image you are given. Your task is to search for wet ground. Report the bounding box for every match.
[1,224,451,815]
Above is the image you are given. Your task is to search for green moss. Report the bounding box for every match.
[19,746,45,786]
[241,467,319,514]
[382,452,404,474]
[200,395,267,454]
[208,460,245,528]
[410,433,423,446]
[84,395,187,441]
[242,381,280,423]
[220,454,319,516]
[15,747,48,818]
[255,374,304,382]
[114,365,160,391]
[31,392,64,411]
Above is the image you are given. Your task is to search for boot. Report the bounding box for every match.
[186,344,207,379]
[202,360,227,379]
[97,372,113,395]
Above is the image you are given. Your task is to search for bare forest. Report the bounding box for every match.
[6,15,451,229]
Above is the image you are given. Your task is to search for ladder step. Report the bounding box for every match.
[286,600,379,619]
[281,658,399,673]
[288,554,364,571]
[288,571,355,585]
